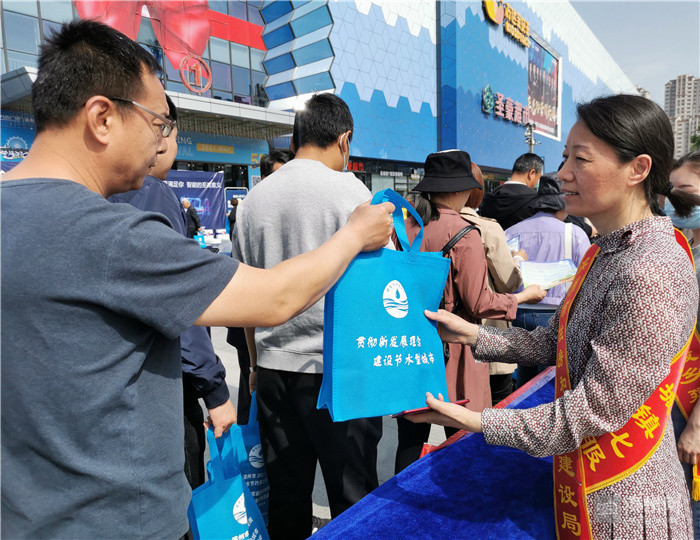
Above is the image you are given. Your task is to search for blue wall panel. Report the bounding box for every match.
[329,2,438,163]
[339,83,436,162]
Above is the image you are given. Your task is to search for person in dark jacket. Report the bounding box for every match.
[109,95,237,490]
[183,197,202,238]
[479,153,543,230]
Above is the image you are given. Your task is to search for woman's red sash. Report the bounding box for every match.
[554,230,694,539]
[673,229,700,500]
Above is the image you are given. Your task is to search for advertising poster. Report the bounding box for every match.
[1,111,35,163]
[164,170,226,231]
[528,40,559,138]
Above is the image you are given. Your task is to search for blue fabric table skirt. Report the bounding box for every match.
[314,369,556,539]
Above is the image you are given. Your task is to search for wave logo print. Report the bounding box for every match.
[248,444,265,469]
[233,493,248,525]
[383,280,409,319]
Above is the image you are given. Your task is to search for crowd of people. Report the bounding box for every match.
[2,19,700,540]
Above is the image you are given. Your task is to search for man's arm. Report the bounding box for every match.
[181,325,237,436]
[196,201,394,327]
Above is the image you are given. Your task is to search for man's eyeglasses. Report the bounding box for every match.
[109,97,176,138]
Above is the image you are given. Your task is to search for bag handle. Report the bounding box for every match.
[371,188,423,253]
[247,390,258,429]
[441,225,476,257]
[205,428,226,484]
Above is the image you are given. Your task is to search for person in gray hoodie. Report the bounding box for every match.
[232,93,382,539]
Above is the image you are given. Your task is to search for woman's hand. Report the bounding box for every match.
[424,309,479,347]
[406,392,482,433]
[678,422,700,465]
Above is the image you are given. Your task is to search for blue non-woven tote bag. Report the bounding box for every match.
[317,188,451,421]
[217,392,269,523]
[188,428,269,540]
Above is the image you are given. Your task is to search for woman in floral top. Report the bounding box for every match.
[410,95,700,539]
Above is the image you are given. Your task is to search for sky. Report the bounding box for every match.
[571,0,700,107]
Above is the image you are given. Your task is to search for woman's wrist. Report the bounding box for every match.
[465,323,479,347]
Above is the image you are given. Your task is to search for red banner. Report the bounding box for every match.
[73,0,267,73]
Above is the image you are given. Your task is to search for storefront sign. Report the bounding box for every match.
[177,131,268,165]
[347,161,365,172]
[483,1,530,48]
[196,143,235,154]
[528,40,560,138]
[482,85,530,126]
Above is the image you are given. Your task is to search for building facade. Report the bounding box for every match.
[665,74,700,159]
[2,0,637,193]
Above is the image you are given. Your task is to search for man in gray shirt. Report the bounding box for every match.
[233,94,382,539]
[1,21,393,539]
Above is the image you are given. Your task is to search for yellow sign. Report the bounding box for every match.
[483,0,504,24]
[196,143,234,154]
[483,1,530,48]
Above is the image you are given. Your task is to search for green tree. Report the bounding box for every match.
[691,130,700,152]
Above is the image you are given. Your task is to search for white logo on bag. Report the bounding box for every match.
[248,444,264,469]
[233,493,247,525]
[382,280,409,318]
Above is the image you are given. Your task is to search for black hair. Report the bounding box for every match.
[292,93,353,150]
[165,94,178,123]
[414,194,440,224]
[32,19,161,133]
[673,150,700,176]
[260,149,294,177]
[512,153,544,175]
[577,94,700,218]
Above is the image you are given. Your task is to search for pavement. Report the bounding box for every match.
[208,326,447,523]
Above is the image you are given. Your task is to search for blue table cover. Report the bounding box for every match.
[314,369,557,539]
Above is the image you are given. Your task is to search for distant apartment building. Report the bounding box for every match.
[636,86,651,100]
[664,74,700,159]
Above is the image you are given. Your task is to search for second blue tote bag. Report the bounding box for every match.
[188,428,269,540]
[317,189,450,421]
[205,397,268,523]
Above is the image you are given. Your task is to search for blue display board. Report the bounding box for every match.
[1,111,35,162]
[164,170,226,231]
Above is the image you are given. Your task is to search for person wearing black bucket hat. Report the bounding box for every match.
[394,150,545,473]
[413,150,483,194]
